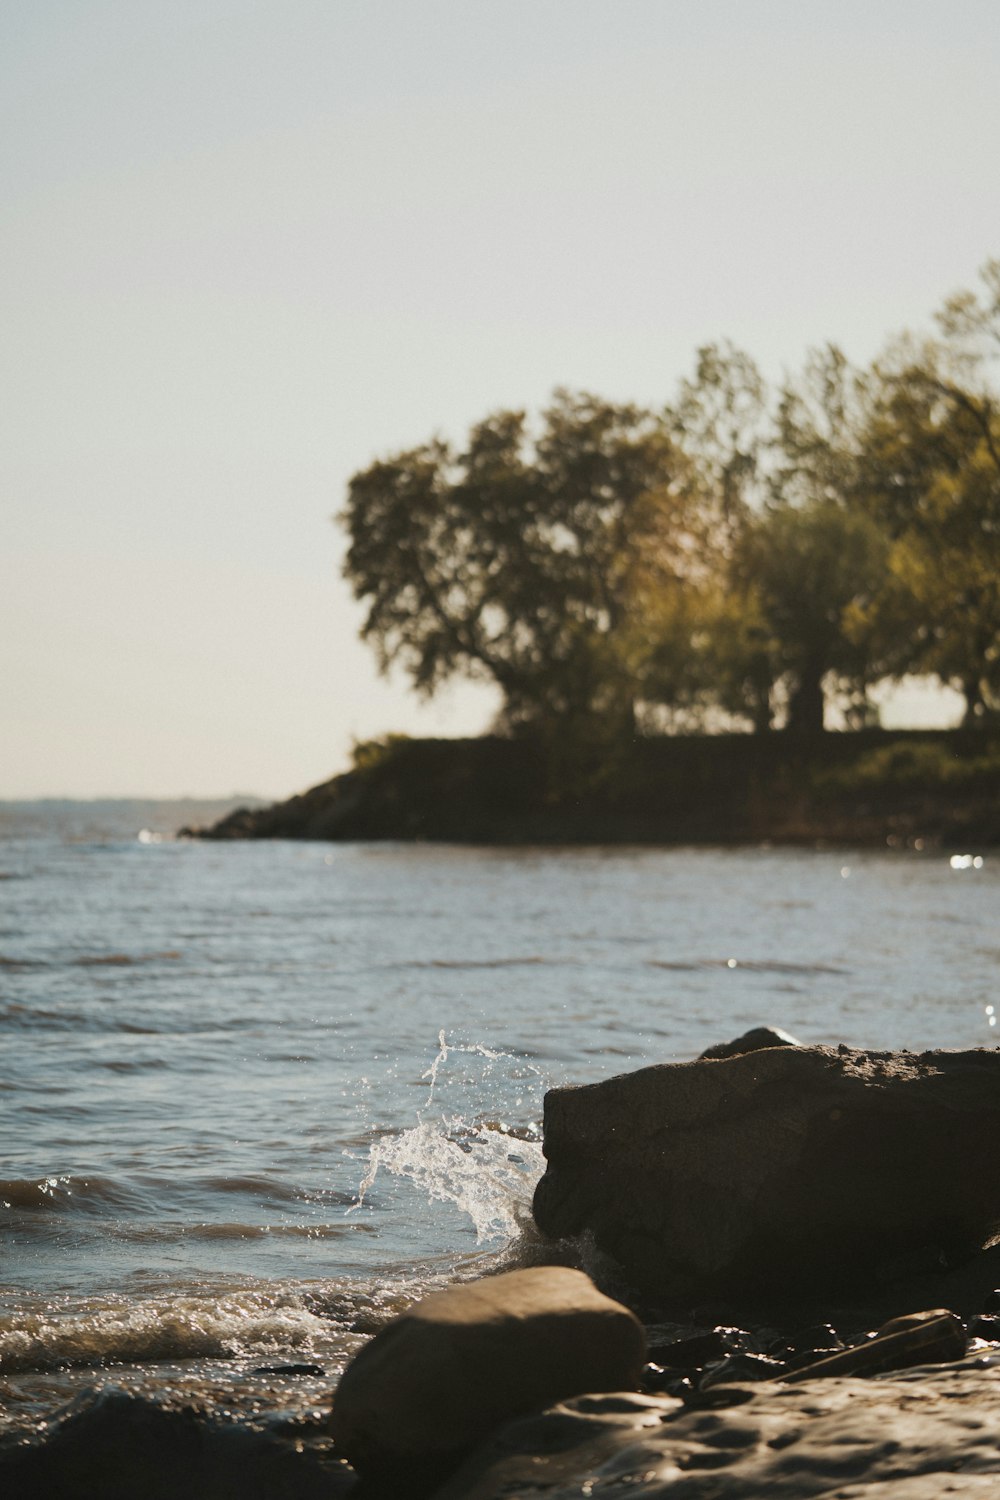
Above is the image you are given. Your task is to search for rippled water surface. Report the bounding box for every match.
[1,800,997,1428]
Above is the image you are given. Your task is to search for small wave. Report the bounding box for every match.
[0,1001,91,1030]
[0,1174,143,1213]
[110,1220,373,1243]
[647,957,849,976]
[0,1003,243,1038]
[198,1174,356,1206]
[431,956,547,970]
[71,951,182,967]
[392,956,550,971]
[0,1288,333,1375]
[97,1057,170,1073]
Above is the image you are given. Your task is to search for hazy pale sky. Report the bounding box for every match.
[3,0,996,797]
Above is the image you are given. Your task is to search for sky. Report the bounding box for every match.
[2,0,997,798]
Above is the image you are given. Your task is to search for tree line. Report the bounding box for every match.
[340,261,1000,738]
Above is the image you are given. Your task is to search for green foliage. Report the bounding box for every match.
[341,391,704,733]
[854,264,1000,720]
[816,737,1000,795]
[338,259,1000,741]
[350,734,411,774]
[736,499,889,734]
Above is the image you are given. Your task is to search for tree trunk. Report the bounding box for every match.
[962,674,985,726]
[750,687,772,735]
[786,663,826,735]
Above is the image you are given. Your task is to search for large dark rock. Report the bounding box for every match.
[532,1046,1000,1304]
[329,1266,644,1493]
[0,1386,354,1500]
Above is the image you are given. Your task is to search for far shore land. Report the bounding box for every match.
[187,726,1000,849]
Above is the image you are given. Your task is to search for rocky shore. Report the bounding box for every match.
[6,1031,1000,1498]
[184,730,1000,848]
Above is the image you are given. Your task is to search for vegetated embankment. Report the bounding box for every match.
[188,728,1000,847]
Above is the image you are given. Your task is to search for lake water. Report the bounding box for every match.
[1,800,997,1433]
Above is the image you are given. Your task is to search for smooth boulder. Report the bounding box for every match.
[329,1266,645,1490]
[533,1045,1000,1303]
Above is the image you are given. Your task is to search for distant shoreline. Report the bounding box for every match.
[186,728,1000,849]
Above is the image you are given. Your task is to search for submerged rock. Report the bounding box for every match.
[533,1046,1000,1304]
[329,1266,644,1493]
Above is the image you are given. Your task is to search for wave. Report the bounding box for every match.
[0,1002,93,1031]
[388,956,552,970]
[0,1175,140,1213]
[0,1001,258,1037]
[199,1174,356,1207]
[0,1287,336,1375]
[0,1172,362,1229]
[71,951,182,967]
[0,950,183,972]
[647,956,849,975]
[108,1220,376,1243]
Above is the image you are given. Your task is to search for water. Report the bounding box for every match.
[1,801,997,1433]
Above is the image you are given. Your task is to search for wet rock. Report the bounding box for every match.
[968,1313,1000,1342]
[329,1266,644,1494]
[647,1326,753,1368]
[642,1327,767,1394]
[699,1025,801,1060]
[639,1361,689,1396]
[782,1308,967,1382]
[0,1385,354,1500]
[699,1351,788,1386]
[432,1361,1000,1499]
[767,1322,845,1361]
[533,1045,1000,1304]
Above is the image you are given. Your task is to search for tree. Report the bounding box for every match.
[737,498,889,734]
[340,392,704,735]
[857,261,1000,721]
[668,341,769,525]
[713,345,890,734]
[631,343,773,733]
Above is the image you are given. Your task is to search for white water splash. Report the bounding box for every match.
[352,1032,545,1243]
[355,1119,543,1243]
[421,1028,510,1105]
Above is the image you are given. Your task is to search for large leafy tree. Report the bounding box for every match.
[696,345,889,734]
[858,261,1000,721]
[668,341,769,524]
[340,391,704,733]
[736,498,888,734]
[639,343,773,731]
[757,345,889,732]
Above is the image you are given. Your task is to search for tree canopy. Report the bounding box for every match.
[342,391,708,733]
[341,260,1000,736]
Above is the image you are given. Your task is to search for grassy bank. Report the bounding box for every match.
[192,728,1000,847]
